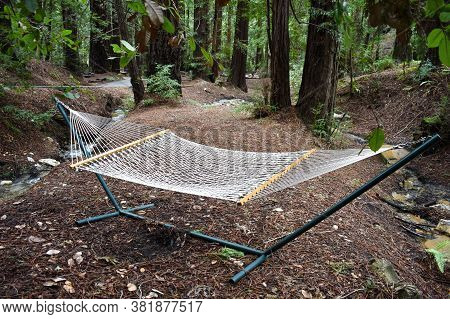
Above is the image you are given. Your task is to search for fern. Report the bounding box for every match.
[426,240,449,273]
[145,64,181,100]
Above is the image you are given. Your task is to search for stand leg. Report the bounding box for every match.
[76,211,120,225]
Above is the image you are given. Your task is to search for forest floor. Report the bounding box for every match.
[0,62,449,298]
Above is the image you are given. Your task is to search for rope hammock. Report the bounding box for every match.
[62,101,390,204]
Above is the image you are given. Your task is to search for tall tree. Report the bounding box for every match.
[62,0,82,74]
[148,0,182,87]
[367,0,413,62]
[229,0,249,91]
[114,0,144,103]
[212,0,223,54]
[193,0,210,77]
[89,0,110,73]
[296,0,338,127]
[270,0,291,108]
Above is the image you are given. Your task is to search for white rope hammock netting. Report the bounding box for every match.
[64,103,390,204]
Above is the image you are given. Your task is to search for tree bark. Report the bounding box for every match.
[212,1,223,54]
[270,0,291,108]
[228,0,249,92]
[89,0,110,73]
[62,1,82,74]
[296,0,338,127]
[114,0,144,104]
[392,28,412,61]
[193,0,210,77]
[148,0,182,89]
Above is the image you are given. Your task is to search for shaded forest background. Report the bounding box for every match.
[0,0,449,145]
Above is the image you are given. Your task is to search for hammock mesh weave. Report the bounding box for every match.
[64,103,389,204]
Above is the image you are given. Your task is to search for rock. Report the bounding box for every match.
[381,148,410,164]
[1,180,13,186]
[436,220,450,236]
[46,249,61,256]
[391,192,412,205]
[1,215,6,220]
[332,225,339,230]
[432,199,450,212]
[28,236,46,243]
[370,258,401,286]
[395,283,422,299]
[370,258,422,298]
[38,159,60,167]
[273,207,283,212]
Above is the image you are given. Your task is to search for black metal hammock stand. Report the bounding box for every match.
[55,100,441,283]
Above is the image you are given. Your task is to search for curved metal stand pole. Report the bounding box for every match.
[230,134,441,283]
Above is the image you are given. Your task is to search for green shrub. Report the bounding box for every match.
[414,60,434,82]
[142,98,156,107]
[373,57,395,72]
[232,97,276,118]
[2,105,54,128]
[145,64,181,100]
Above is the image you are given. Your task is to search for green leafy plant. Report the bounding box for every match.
[2,105,54,128]
[217,247,245,260]
[367,127,385,152]
[425,0,450,67]
[232,97,276,118]
[111,40,137,68]
[426,240,449,273]
[145,64,181,100]
[142,98,156,107]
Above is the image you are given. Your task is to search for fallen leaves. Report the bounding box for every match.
[28,236,45,243]
[127,283,137,292]
[46,249,60,256]
[63,281,75,293]
[301,289,313,299]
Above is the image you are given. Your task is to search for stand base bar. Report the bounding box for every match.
[76,203,154,225]
[230,255,268,283]
[76,211,120,225]
[162,224,263,256]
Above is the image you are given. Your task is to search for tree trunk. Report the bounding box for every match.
[296,0,338,127]
[108,3,121,73]
[89,0,110,73]
[114,0,144,104]
[62,1,82,74]
[392,27,412,61]
[418,16,441,66]
[193,0,210,77]
[254,16,263,71]
[148,0,182,89]
[212,1,223,54]
[228,0,249,92]
[270,0,290,108]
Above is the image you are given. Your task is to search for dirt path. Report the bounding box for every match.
[0,77,448,299]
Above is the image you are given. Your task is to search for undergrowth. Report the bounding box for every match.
[145,64,181,101]
[1,105,54,129]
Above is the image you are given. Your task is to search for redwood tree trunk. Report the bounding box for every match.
[89,0,110,73]
[114,0,144,104]
[228,0,249,92]
[270,0,291,108]
[62,1,81,74]
[392,27,412,61]
[193,0,210,77]
[296,0,338,127]
[212,2,223,54]
[148,0,182,89]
